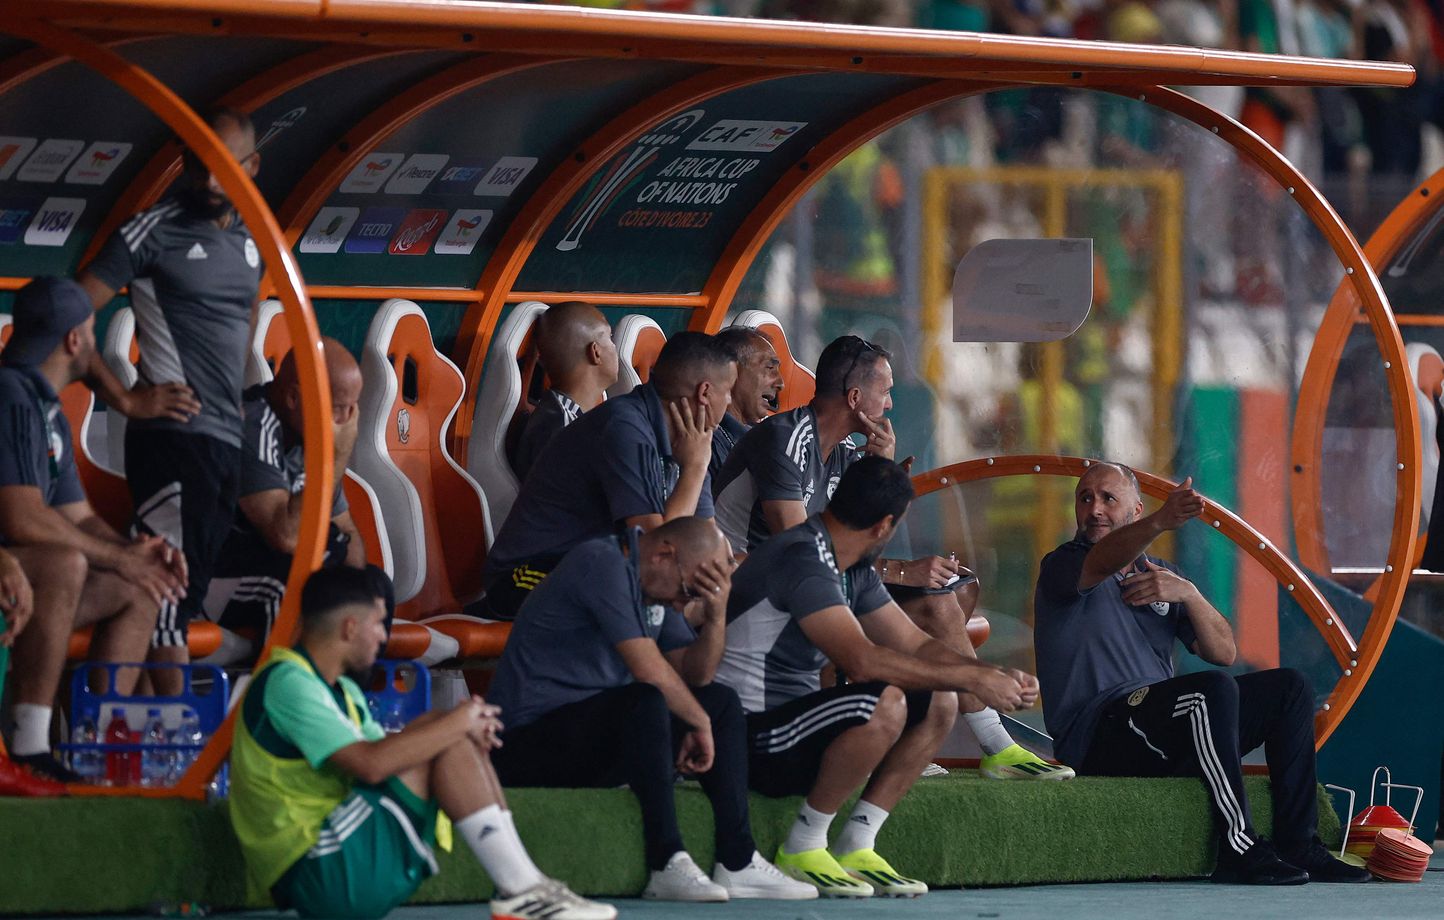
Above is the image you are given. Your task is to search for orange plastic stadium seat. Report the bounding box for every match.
[466,300,549,529]
[966,614,990,650]
[608,314,667,397]
[67,621,224,661]
[727,309,816,410]
[1,313,131,534]
[354,299,493,621]
[383,621,438,660]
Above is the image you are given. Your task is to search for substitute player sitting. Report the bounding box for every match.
[718,457,1039,898]
[230,567,614,920]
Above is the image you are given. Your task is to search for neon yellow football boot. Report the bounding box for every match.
[980,744,1076,780]
[835,848,928,898]
[773,847,873,898]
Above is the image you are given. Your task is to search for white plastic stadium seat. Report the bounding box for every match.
[466,300,548,529]
[101,307,140,472]
[1408,341,1443,531]
[354,299,492,613]
[246,299,285,386]
[607,313,667,399]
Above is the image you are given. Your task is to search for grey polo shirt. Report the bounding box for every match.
[717,515,892,714]
[712,405,860,554]
[1033,537,1199,768]
[235,383,347,524]
[484,382,714,580]
[0,366,85,542]
[487,528,696,729]
[87,198,262,449]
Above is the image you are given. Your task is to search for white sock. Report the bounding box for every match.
[832,799,890,855]
[963,707,1014,757]
[456,805,544,897]
[11,704,52,757]
[783,801,835,854]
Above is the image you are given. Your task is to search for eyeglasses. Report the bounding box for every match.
[839,338,880,394]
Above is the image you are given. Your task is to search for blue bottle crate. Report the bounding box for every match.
[362,659,431,731]
[59,662,230,793]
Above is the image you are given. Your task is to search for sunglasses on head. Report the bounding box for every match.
[839,337,880,394]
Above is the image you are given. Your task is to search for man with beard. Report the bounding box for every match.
[229,566,614,920]
[0,278,183,781]
[714,335,1070,780]
[708,326,783,481]
[79,107,263,692]
[717,457,1038,898]
[1033,461,1368,885]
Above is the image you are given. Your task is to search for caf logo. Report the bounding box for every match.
[396,407,411,444]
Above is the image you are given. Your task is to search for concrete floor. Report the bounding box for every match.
[127,854,1443,920]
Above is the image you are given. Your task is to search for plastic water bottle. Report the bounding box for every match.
[104,707,135,787]
[140,708,172,787]
[69,716,103,783]
[381,698,406,734]
[170,708,203,782]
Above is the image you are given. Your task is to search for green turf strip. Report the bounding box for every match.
[0,775,1341,914]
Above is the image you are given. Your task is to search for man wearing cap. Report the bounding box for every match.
[78,107,264,692]
[0,277,186,782]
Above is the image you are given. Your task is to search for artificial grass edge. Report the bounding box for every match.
[0,775,1341,914]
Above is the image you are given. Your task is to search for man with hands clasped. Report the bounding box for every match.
[0,277,185,783]
[717,457,1041,898]
[488,517,815,903]
[714,335,1068,780]
[229,567,614,920]
[1033,462,1368,886]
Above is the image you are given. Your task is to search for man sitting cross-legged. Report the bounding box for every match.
[229,566,615,920]
[717,457,1039,898]
[488,516,815,902]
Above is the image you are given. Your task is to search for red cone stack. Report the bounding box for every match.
[1365,828,1431,882]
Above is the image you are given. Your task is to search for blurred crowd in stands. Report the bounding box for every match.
[538,0,1444,185]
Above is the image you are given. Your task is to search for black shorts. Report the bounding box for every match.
[478,554,564,620]
[745,682,933,798]
[126,428,242,647]
[205,523,352,639]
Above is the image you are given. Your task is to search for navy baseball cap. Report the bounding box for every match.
[2,276,93,368]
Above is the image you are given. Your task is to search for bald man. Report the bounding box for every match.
[203,338,365,653]
[1034,462,1366,885]
[489,517,813,903]
[509,301,619,482]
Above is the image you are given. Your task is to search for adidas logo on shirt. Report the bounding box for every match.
[186,242,207,260]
